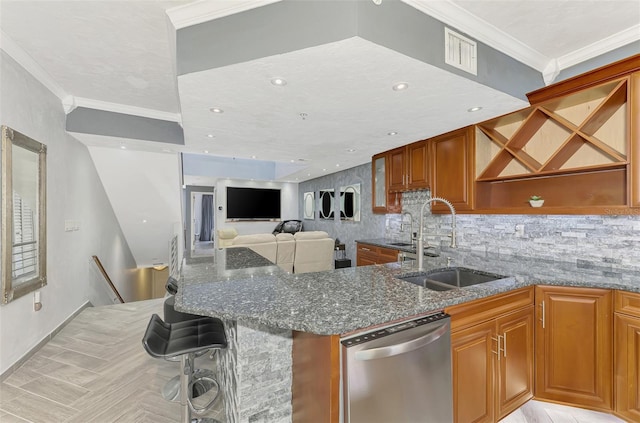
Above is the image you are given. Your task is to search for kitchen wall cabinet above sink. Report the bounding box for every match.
[388,140,430,192]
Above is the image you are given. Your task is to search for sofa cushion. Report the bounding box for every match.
[275,233,294,241]
[232,234,276,245]
[294,231,329,240]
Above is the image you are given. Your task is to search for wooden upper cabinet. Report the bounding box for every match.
[388,147,406,192]
[535,285,613,411]
[474,55,640,214]
[387,140,430,192]
[430,127,475,213]
[371,152,401,214]
[407,140,429,189]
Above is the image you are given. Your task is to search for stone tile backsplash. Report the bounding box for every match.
[301,167,640,271]
[386,190,640,270]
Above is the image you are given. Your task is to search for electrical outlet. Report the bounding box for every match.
[515,224,525,237]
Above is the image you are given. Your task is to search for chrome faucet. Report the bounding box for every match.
[400,211,414,244]
[417,197,457,271]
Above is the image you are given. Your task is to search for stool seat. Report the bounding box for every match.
[142,314,227,423]
[143,314,227,359]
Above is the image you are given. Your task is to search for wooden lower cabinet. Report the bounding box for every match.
[615,290,640,421]
[451,319,496,423]
[291,332,340,423]
[447,287,534,423]
[355,243,399,266]
[535,285,613,411]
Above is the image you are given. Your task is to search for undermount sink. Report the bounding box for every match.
[399,267,507,291]
[389,242,414,247]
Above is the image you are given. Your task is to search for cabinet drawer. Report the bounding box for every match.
[615,290,640,317]
[445,286,534,332]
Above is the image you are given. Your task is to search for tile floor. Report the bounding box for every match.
[0,299,627,423]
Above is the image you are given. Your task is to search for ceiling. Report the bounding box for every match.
[1,0,639,183]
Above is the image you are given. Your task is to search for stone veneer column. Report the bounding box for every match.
[218,320,293,423]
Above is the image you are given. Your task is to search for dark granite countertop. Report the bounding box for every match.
[356,238,439,257]
[175,244,640,336]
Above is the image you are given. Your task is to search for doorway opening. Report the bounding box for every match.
[191,191,215,257]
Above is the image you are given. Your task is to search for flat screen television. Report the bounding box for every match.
[226,187,281,220]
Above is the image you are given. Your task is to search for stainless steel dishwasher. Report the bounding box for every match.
[341,312,452,423]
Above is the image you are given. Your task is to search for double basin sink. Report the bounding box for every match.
[399,267,507,291]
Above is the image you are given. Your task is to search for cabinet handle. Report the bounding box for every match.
[491,335,502,361]
[361,247,371,252]
[540,301,545,329]
[502,332,507,358]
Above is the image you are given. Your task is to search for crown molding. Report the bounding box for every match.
[166,0,282,30]
[557,25,640,71]
[404,0,550,72]
[73,97,182,124]
[0,30,68,100]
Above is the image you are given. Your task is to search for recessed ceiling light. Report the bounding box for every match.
[322,168,327,172]
[392,82,409,91]
[468,106,483,112]
[251,155,256,159]
[347,148,356,152]
[120,144,126,149]
[207,134,214,138]
[142,219,147,223]
[307,173,311,177]
[336,164,340,167]
[271,77,287,86]
[209,107,223,113]
[203,150,209,153]
[290,159,295,163]
[388,131,398,136]
[162,149,172,153]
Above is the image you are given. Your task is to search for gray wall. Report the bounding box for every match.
[0,51,138,375]
[299,163,387,264]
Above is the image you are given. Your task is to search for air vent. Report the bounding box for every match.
[445,27,477,75]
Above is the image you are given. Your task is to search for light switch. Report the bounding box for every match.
[65,220,74,232]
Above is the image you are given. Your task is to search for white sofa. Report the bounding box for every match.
[293,231,336,274]
[218,228,334,274]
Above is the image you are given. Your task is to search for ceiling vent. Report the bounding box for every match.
[445,27,477,76]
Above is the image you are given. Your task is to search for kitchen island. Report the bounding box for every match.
[175,244,640,423]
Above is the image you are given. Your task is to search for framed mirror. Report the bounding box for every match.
[319,189,334,220]
[2,125,47,304]
[303,191,315,220]
[340,183,361,222]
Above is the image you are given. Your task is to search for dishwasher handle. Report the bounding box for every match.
[354,322,449,361]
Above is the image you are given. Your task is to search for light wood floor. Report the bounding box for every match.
[0,299,626,423]
[0,298,225,423]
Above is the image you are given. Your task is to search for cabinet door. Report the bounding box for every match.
[452,319,495,423]
[407,140,429,189]
[630,72,640,208]
[496,307,534,420]
[430,127,474,212]
[615,313,640,421]
[388,147,406,192]
[535,286,613,411]
[372,153,388,213]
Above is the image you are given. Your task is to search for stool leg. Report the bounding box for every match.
[180,353,194,423]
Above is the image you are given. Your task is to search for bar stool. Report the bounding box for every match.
[142,314,227,423]
[162,277,217,401]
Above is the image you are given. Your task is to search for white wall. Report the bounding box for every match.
[0,51,138,375]
[88,147,182,267]
[215,179,299,238]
